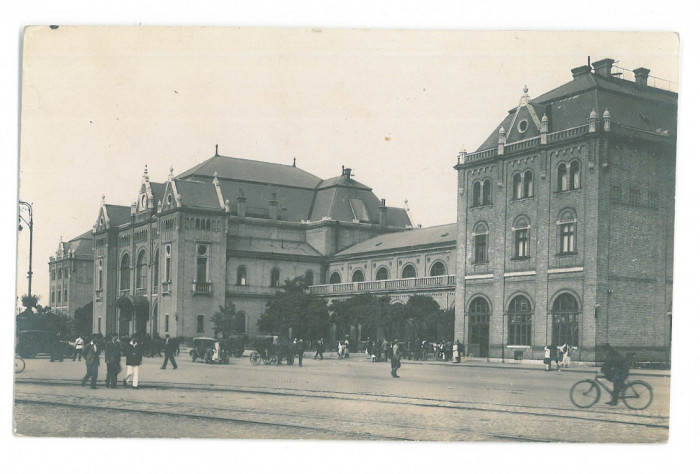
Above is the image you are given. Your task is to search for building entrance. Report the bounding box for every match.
[468,297,491,358]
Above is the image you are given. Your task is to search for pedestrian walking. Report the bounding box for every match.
[544,345,552,371]
[390,339,402,378]
[72,335,84,361]
[552,344,561,370]
[104,335,122,388]
[50,333,64,362]
[382,338,390,362]
[80,336,101,389]
[457,339,465,361]
[160,333,178,369]
[452,341,460,363]
[296,338,304,366]
[560,343,571,368]
[314,338,325,360]
[123,336,143,389]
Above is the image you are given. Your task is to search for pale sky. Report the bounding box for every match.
[15,28,679,304]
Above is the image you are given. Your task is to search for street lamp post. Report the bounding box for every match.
[18,201,34,305]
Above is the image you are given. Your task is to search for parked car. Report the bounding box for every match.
[189,337,229,364]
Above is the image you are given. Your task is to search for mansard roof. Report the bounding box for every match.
[56,230,94,259]
[104,204,132,227]
[178,154,322,189]
[333,223,456,257]
[476,63,677,152]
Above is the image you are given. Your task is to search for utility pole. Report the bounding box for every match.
[18,201,34,305]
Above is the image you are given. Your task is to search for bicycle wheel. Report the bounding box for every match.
[570,380,601,408]
[14,357,25,374]
[250,351,261,365]
[622,380,653,410]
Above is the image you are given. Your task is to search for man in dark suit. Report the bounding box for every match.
[161,333,178,369]
[80,336,101,389]
[104,335,122,388]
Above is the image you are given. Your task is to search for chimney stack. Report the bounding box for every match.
[343,167,352,179]
[571,65,590,79]
[633,67,650,87]
[378,198,387,227]
[592,58,615,78]
[236,190,247,218]
[269,193,279,221]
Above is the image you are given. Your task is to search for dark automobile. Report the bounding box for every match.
[189,337,229,364]
[16,330,72,358]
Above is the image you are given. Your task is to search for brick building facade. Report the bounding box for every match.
[48,232,94,317]
[453,59,676,363]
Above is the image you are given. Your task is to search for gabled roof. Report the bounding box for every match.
[172,179,222,210]
[104,204,132,227]
[333,223,456,257]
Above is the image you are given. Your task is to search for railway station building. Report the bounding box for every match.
[453,59,676,363]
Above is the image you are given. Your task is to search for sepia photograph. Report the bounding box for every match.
[5,2,698,472]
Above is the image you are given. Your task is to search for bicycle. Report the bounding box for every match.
[570,373,653,410]
[15,355,25,374]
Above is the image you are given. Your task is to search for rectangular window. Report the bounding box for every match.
[474,234,488,264]
[64,289,68,302]
[508,315,532,346]
[165,314,170,332]
[197,314,204,333]
[648,192,658,209]
[560,223,575,254]
[515,230,529,258]
[629,188,641,206]
[196,245,208,284]
[165,251,171,282]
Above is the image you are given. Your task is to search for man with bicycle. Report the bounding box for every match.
[600,343,629,406]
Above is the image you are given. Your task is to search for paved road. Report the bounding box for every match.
[13,352,670,441]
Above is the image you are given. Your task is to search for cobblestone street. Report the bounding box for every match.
[13,350,670,442]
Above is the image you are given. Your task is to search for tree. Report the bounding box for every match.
[404,295,441,340]
[328,293,393,342]
[211,303,237,338]
[258,276,329,341]
[21,294,38,310]
[72,302,93,337]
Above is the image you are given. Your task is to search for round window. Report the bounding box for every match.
[99,217,104,225]
[167,194,172,205]
[197,245,207,255]
[517,119,529,133]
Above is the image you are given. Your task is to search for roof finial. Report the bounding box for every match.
[215,144,219,156]
[293,157,296,167]
[144,164,149,177]
[523,84,528,94]
[168,166,174,180]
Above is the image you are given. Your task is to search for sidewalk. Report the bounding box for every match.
[344,352,671,378]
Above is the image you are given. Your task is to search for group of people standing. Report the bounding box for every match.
[77,333,179,389]
[543,343,572,371]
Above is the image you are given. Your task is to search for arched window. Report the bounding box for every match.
[196,245,208,284]
[557,163,568,192]
[136,250,147,290]
[507,295,532,346]
[473,181,482,207]
[152,249,159,293]
[120,254,130,291]
[304,270,314,286]
[469,297,490,323]
[482,179,492,205]
[352,269,365,282]
[97,259,103,291]
[401,264,416,279]
[570,160,581,190]
[430,261,446,276]
[513,173,523,200]
[376,267,389,280]
[164,245,171,282]
[558,209,576,255]
[552,293,580,346]
[524,170,534,198]
[236,266,247,286]
[329,272,341,284]
[473,222,489,264]
[195,218,200,230]
[206,219,211,231]
[270,268,281,287]
[513,216,530,259]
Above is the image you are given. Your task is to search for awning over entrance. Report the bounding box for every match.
[117,294,150,320]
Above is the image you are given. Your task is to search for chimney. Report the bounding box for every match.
[343,167,352,180]
[236,190,247,218]
[571,65,590,79]
[633,67,650,87]
[378,199,387,227]
[592,58,615,78]
[269,193,279,221]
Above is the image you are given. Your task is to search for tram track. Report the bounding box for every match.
[14,378,669,440]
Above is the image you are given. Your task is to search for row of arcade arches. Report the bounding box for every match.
[329,260,447,284]
[466,291,581,357]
